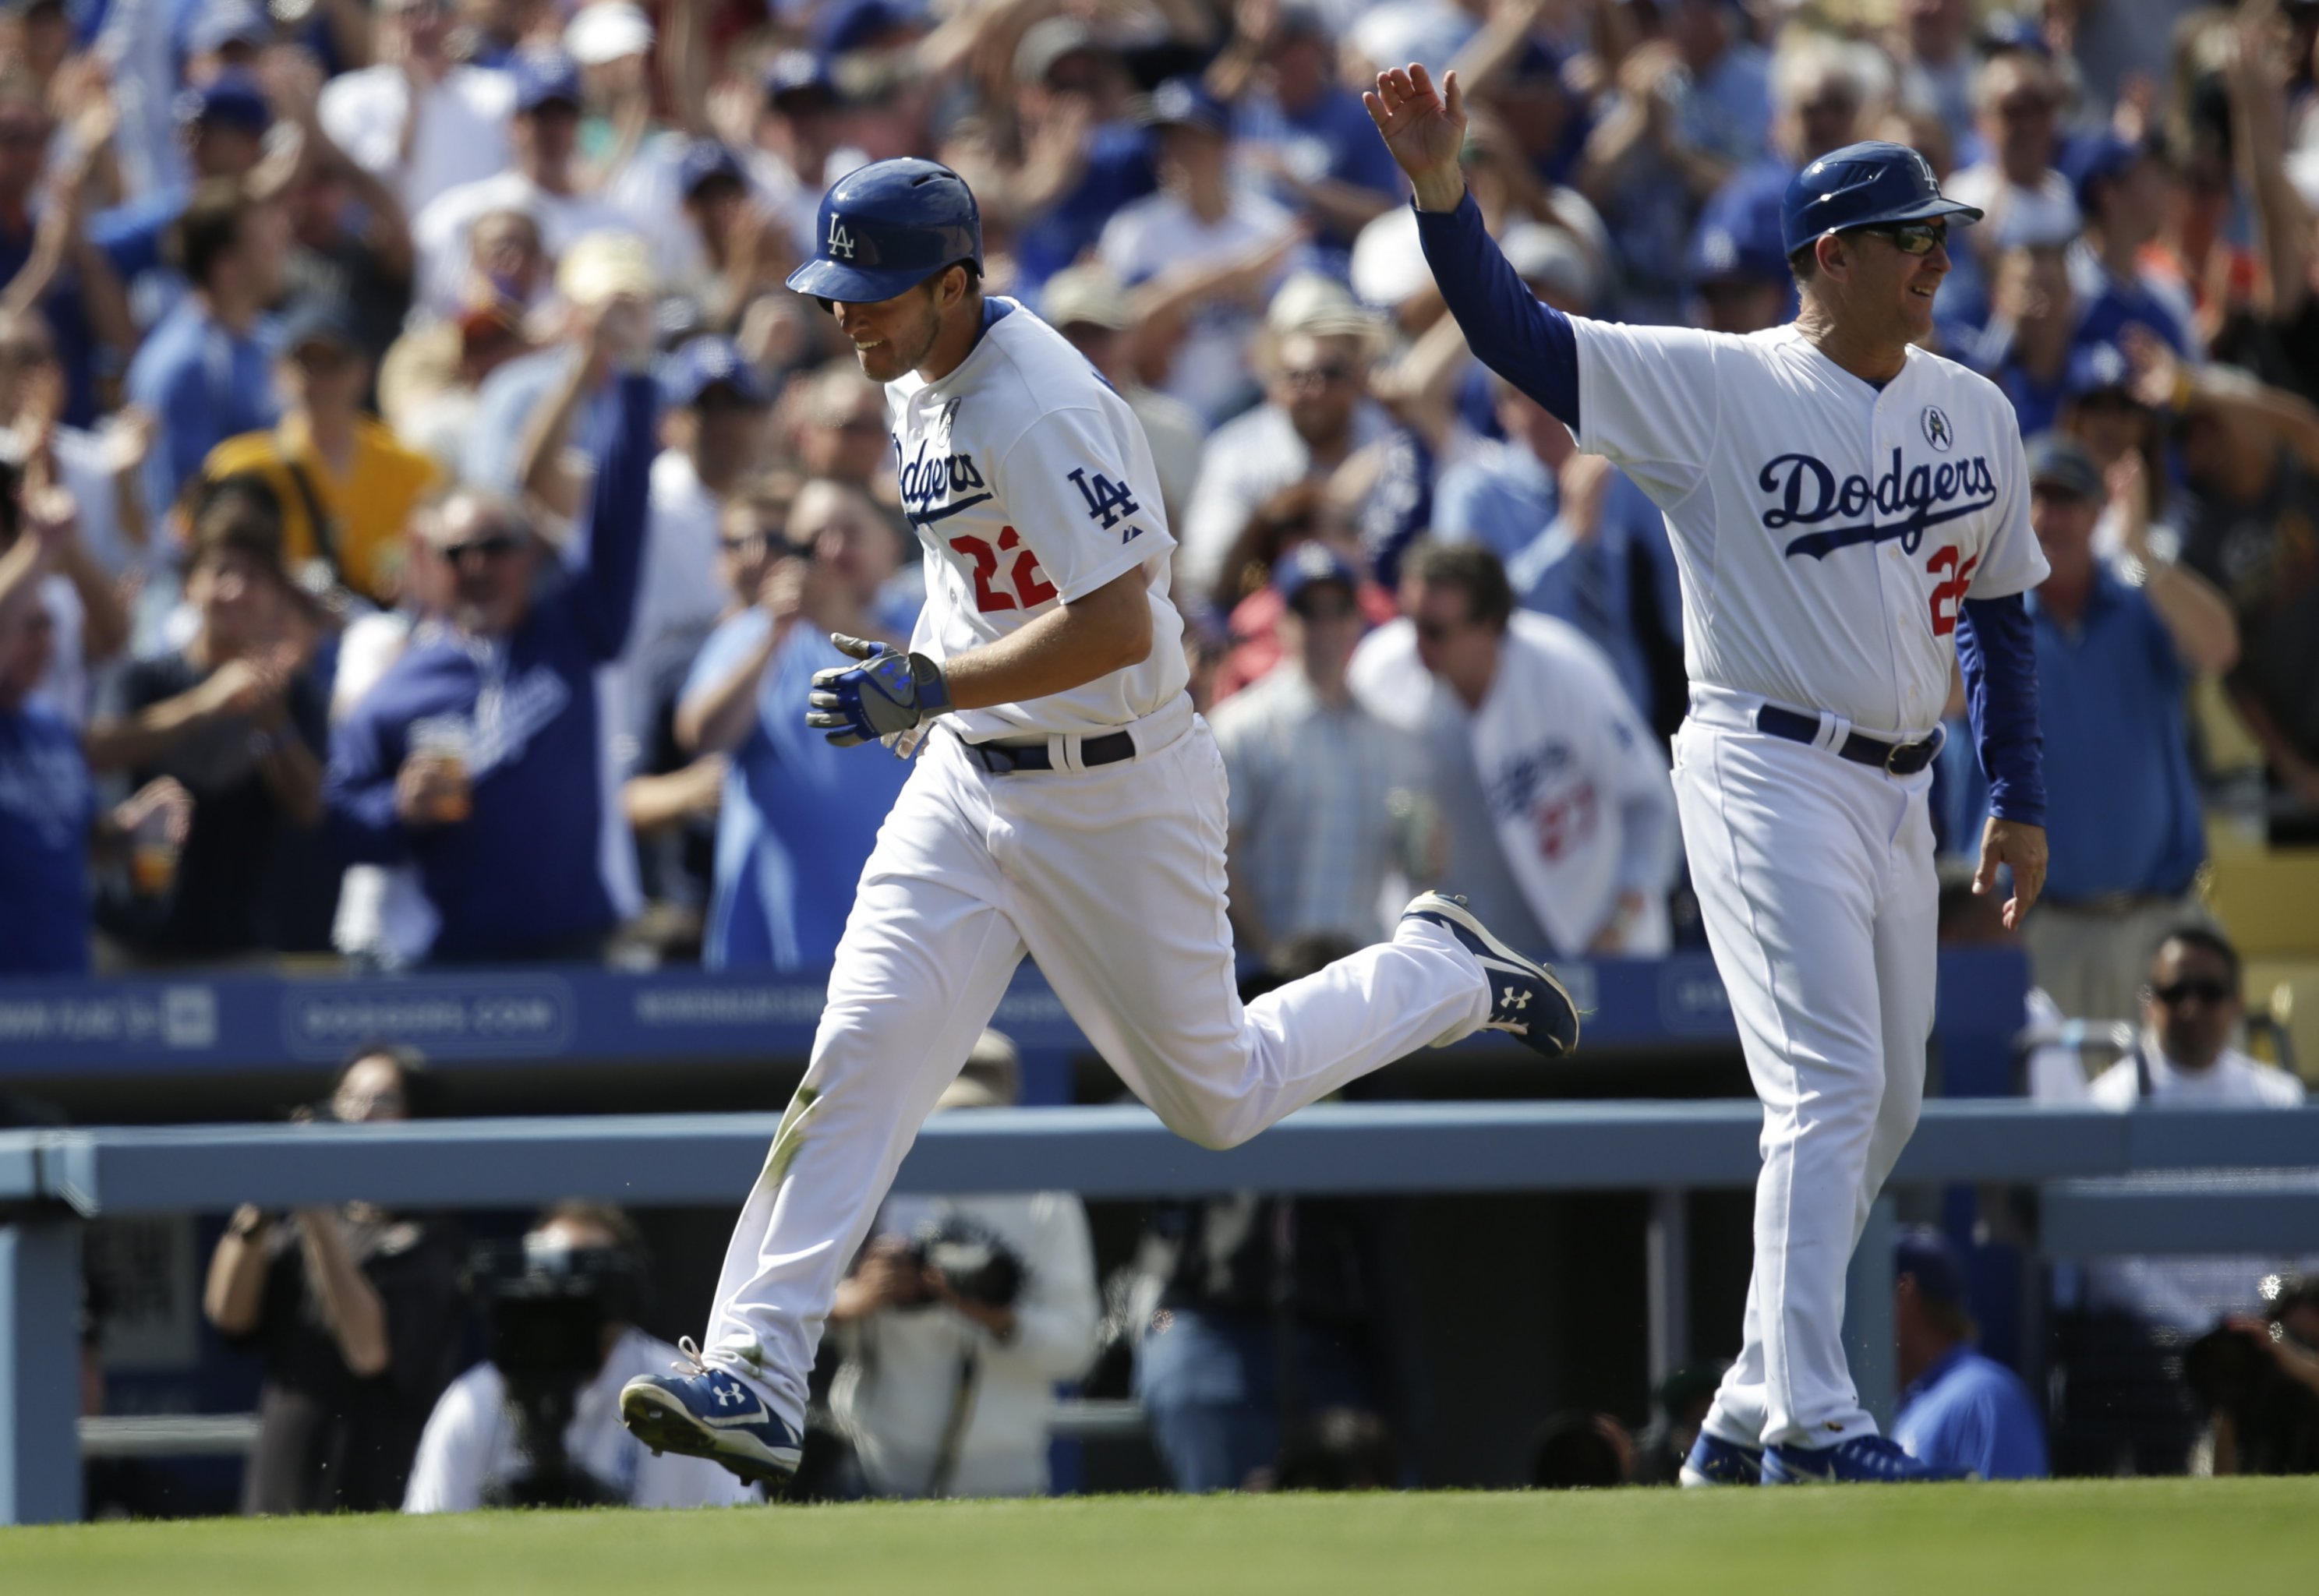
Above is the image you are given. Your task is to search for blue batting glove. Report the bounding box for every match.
[806,634,953,747]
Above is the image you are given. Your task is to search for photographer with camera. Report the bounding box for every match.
[203,1044,470,1514]
[405,1202,758,1513]
[2189,1275,2319,1477]
[825,1032,1100,1499]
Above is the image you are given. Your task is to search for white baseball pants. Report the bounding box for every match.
[1671,696,1937,1449]
[703,698,1490,1427]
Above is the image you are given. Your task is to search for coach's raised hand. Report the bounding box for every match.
[1363,64,1469,213]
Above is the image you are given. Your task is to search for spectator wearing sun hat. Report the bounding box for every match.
[1891,1226,2049,1480]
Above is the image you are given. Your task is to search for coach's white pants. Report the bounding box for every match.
[703,703,1490,1426]
[1671,708,1936,1449]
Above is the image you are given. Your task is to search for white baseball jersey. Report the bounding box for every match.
[1571,323,2049,736]
[886,301,1189,740]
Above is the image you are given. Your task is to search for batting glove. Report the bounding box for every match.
[806,634,953,747]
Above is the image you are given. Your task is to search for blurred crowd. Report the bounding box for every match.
[3,0,2319,1511]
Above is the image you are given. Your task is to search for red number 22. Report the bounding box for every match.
[949,526,1058,614]
[1925,546,1980,637]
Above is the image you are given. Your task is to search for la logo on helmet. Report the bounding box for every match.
[828,217,855,260]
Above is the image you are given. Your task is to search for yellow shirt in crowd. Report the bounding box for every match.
[204,415,444,604]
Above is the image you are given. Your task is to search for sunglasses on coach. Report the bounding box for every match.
[1848,221,1948,256]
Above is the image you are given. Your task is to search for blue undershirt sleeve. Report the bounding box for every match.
[1410,191,1580,430]
[1957,595,2045,828]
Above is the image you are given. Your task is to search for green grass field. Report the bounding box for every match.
[2,1481,2312,1596]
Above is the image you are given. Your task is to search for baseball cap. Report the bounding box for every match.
[1977,12,2052,58]
[564,1,654,66]
[175,70,270,136]
[2064,339,2138,402]
[277,298,363,357]
[677,139,746,199]
[1273,542,1359,609]
[765,49,836,110]
[2060,131,2146,215]
[815,0,917,57]
[934,1029,1021,1111]
[1688,172,1791,285]
[1040,263,1131,331]
[1013,16,1096,85]
[1503,221,1599,309]
[1781,139,1984,257]
[511,49,585,114]
[658,336,769,409]
[556,228,657,305]
[2025,432,2104,500]
[1895,1226,1968,1312]
[1267,270,1383,347]
[1141,76,1230,136]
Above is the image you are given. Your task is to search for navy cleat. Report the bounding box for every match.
[1760,1435,1976,1484]
[1678,1432,1764,1487]
[1400,892,1582,1058]
[618,1338,804,1489]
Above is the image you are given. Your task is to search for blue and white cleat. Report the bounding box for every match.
[1400,891,1582,1058]
[1760,1435,1975,1484]
[618,1338,804,1489]
[1678,1432,1764,1487]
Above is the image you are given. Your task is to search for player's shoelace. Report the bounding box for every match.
[673,1334,712,1378]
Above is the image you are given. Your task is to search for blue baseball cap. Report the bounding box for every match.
[678,139,746,198]
[1689,175,1791,285]
[1142,76,1231,136]
[1780,140,1983,257]
[2064,339,2137,401]
[2060,131,2147,215]
[511,49,584,114]
[1273,542,1359,609]
[175,70,271,135]
[1895,1226,1968,1312]
[658,336,769,409]
[2025,431,2104,500]
[815,0,916,56]
[765,48,836,108]
[277,296,362,355]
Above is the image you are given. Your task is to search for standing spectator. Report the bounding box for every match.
[318,0,517,215]
[1211,545,1429,955]
[0,77,131,431]
[0,582,103,974]
[2013,437,2237,1025]
[1098,76,1299,424]
[403,1202,757,1512]
[2089,929,2307,1110]
[1217,3,1403,269]
[411,51,643,320]
[1959,243,2079,438]
[90,72,274,307]
[85,489,325,962]
[323,297,657,966]
[203,1045,469,1514]
[1040,263,1205,528]
[1942,49,2078,327]
[0,404,129,729]
[122,179,286,517]
[788,361,895,497]
[1352,542,1678,957]
[2065,134,2197,358]
[1889,1226,2049,1480]
[676,475,910,972]
[203,301,444,607]
[268,59,420,377]
[828,1032,1099,1499]
[1207,481,1397,701]
[1179,287,1394,597]
[982,19,1157,294]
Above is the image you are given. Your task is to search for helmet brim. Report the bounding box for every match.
[1855,196,1984,232]
[783,257,946,304]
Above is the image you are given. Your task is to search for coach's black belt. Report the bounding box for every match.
[964,729,1137,775]
[1754,705,1944,776]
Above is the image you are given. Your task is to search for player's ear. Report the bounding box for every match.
[1813,231,1847,282]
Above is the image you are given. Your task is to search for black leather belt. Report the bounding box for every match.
[964,729,1136,775]
[1754,705,1943,776]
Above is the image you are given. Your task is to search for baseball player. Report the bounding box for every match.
[1367,68,2051,1484]
[617,157,1581,1487]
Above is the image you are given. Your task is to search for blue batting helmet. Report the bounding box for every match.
[787,159,984,305]
[1780,141,1983,258]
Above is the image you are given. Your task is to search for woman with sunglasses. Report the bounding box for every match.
[1373,65,2053,1485]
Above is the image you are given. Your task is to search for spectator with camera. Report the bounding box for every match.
[1889,1226,2048,1480]
[323,293,656,966]
[676,474,910,972]
[203,1044,470,1514]
[405,1201,758,1512]
[825,1032,1099,1499]
[2194,1274,2319,1477]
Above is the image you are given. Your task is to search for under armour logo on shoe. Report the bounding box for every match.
[1502,987,1530,1009]
[714,1384,737,1407]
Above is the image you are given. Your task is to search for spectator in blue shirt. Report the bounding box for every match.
[999,19,1156,293]
[0,571,95,973]
[123,179,285,518]
[324,296,658,966]
[1954,242,2077,439]
[675,475,913,971]
[0,78,130,430]
[2065,132,2197,359]
[2015,434,2239,1026]
[90,71,272,309]
[1221,5,1402,267]
[1891,1226,2049,1480]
